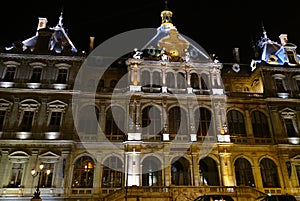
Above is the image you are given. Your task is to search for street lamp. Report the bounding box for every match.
[31,162,51,201]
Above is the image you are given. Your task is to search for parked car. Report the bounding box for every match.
[194,194,234,201]
[256,194,297,201]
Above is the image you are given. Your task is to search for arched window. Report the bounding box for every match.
[195,107,211,137]
[152,71,161,87]
[260,158,280,187]
[251,111,270,138]
[166,72,175,88]
[142,156,162,186]
[142,106,162,141]
[72,156,94,188]
[141,71,150,87]
[78,105,99,134]
[168,106,188,140]
[102,156,123,188]
[105,106,125,141]
[191,73,199,89]
[227,110,246,135]
[177,72,186,89]
[171,157,190,185]
[199,157,220,186]
[234,158,255,186]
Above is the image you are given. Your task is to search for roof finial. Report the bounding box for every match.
[58,9,64,27]
[261,21,267,39]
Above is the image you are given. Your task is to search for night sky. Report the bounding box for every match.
[0,0,299,63]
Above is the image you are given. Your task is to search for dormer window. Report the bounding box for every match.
[286,50,298,64]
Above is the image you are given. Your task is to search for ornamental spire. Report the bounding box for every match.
[161,0,173,26]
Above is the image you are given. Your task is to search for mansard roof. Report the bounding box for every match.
[3,12,81,56]
[253,28,300,67]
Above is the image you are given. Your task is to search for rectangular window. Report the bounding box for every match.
[286,50,297,64]
[0,110,6,131]
[3,67,16,82]
[9,163,24,188]
[56,69,68,84]
[30,68,42,83]
[19,111,34,132]
[284,119,297,137]
[49,112,62,132]
[40,163,54,187]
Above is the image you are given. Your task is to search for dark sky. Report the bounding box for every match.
[0,0,299,63]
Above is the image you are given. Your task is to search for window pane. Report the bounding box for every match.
[260,158,280,187]
[40,163,54,187]
[251,111,270,138]
[234,158,255,186]
[72,156,94,188]
[30,68,42,83]
[9,163,24,187]
[142,106,162,140]
[105,107,124,141]
[227,110,246,135]
[49,112,62,132]
[3,67,16,82]
[20,111,34,132]
[56,69,68,84]
[102,156,123,188]
[195,108,211,137]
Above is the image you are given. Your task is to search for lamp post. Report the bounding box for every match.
[31,162,50,201]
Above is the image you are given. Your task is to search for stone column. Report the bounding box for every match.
[28,150,39,195]
[244,108,254,140]
[163,151,171,186]
[162,67,167,93]
[277,153,292,191]
[8,97,20,130]
[219,152,234,186]
[0,150,9,187]
[98,102,106,141]
[252,155,263,189]
[162,98,169,141]
[191,152,199,186]
[55,151,70,189]
[126,147,140,186]
[188,99,196,141]
[93,153,102,195]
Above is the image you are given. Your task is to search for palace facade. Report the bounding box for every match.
[0,7,300,201]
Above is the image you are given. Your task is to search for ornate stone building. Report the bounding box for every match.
[0,7,299,201]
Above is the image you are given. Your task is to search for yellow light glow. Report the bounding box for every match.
[39,163,44,171]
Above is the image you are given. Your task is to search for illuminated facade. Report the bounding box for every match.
[0,8,300,201]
